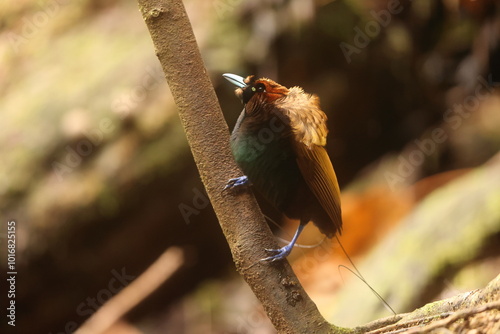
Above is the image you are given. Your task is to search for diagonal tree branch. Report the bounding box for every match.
[136,0,344,332]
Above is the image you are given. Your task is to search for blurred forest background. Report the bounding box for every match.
[1,0,500,333]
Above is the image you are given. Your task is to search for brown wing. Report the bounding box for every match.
[276,86,342,234]
[294,143,343,236]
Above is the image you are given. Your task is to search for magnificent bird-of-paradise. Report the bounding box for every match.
[223,74,342,261]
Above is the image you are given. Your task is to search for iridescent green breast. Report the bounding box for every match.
[230,111,301,212]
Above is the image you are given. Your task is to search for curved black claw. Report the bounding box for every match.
[223,175,249,190]
[260,245,293,262]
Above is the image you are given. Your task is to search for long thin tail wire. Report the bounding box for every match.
[264,215,396,316]
[335,235,397,316]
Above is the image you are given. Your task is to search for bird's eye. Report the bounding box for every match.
[243,83,266,104]
[254,83,266,92]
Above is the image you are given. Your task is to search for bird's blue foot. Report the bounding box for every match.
[260,244,294,262]
[260,224,305,262]
[223,175,249,190]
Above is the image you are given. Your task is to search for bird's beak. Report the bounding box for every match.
[222,73,247,88]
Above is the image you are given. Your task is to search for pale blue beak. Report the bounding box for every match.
[222,73,247,88]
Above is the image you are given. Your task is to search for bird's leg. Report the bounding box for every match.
[223,175,250,190]
[261,224,305,262]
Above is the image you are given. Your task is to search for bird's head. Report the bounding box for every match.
[223,73,289,115]
[223,73,328,147]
